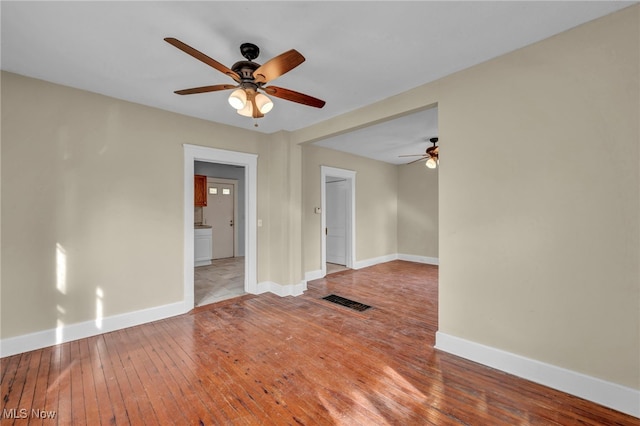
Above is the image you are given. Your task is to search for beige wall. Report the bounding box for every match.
[262,131,304,285]
[0,72,265,338]
[398,160,439,258]
[294,6,640,390]
[437,6,639,388]
[301,144,398,273]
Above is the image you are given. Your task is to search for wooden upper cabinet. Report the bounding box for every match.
[194,175,207,206]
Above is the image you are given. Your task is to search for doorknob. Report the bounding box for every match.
[230,220,234,227]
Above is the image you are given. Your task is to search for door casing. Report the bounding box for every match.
[183,144,257,311]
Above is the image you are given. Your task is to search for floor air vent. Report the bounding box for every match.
[322,294,371,312]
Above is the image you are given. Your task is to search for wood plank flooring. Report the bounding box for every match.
[1,260,637,425]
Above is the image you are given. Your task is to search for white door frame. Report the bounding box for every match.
[205,177,239,257]
[321,166,356,277]
[183,144,258,311]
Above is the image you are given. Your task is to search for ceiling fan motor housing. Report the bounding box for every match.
[234,43,264,90]
[231,61,261,91]
[426,137,439,157]
[232,61,260,79]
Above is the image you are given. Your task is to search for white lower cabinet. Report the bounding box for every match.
[194,227,213,266]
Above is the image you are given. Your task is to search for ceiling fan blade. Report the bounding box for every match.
[165,37,240,82]
[174,84,237,95]
[253,50,305,84]
[407,157,427,165]
[262,86,326,108]
[398,154,427,157]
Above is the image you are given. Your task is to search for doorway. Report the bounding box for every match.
[195,176,242,306]
[183,145,258,312]
[326,178,348,269]
[321,166,356,277]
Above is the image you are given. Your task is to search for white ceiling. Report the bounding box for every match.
[1,1,634,163]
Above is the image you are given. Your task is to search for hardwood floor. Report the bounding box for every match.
[1,261,637,425]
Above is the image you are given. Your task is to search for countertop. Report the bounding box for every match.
[195,224,212,229]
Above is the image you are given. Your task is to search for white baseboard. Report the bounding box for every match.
[1,278,312,358]
[398,253,439,265]
[353,253,439,270]
[257,280,307,297]
[255,280,272,294]
[0,301,186,358]
[435,332,640,418]
[353,254,398,270]
[305,269,323,282]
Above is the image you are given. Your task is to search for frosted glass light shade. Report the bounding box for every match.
[426,157,437,169]
[237,101,253,117]
[228,89,247,110]
[255,93,273,114]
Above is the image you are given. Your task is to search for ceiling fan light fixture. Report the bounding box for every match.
[228,89,247,110]
[255,93,274,114]
[237,101,253,117]
[426,157,438,169]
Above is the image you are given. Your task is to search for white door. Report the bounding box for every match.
[204,181,235,259]
[326,179,347,265]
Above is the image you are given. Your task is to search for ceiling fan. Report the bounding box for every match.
[164,38,326,122]
[399,137,439,168]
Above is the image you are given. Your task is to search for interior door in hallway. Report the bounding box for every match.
[204,179,235,259]
[326,179,347,265]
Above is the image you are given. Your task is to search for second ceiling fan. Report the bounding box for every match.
[399,137,439,168]
[165,38,326,120]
